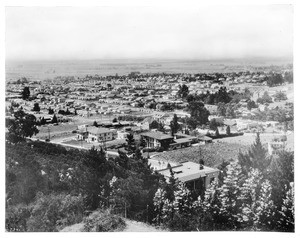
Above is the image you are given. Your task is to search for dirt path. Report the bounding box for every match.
[60,219,165,232]
[60,223,85,232]
[123,219,166,232]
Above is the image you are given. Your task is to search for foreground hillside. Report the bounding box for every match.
[5,134,294,232]
[60,210,166,232]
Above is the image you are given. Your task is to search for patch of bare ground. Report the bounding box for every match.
[60,210,165,232]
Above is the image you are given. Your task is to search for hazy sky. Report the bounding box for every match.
[5,5,293,61]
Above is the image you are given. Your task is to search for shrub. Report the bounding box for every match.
[142,148,156,153]
[156,147,164,152]
[26,192,85,232]
[83,210,126,232]
[6,204,32,232]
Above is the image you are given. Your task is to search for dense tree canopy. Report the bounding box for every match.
[6,109,39,143]
[177,84,189,99]
[170,114,180,136]
[32,103,40,112]
[153,134,294,231]
[187,101,210,129]
[21,87,30,100]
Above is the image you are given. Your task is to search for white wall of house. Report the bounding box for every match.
[117,131,129,140]
[87,132,113,143]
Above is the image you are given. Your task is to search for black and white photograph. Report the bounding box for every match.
[2,0,297,234]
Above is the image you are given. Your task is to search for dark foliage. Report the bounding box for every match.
[187,101,210,129]
[170,114,180,136]
[32,103,40,112]
[6,109,39,143]
[21,87,30,100]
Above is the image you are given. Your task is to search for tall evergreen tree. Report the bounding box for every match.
[48,107,54,114]
[226,125,231,135]
[170,114,180,136]
[51,114,58,124]
[248,133,269,171]
[268,151,294,209]
[177,84,189,99]
[217,102,226,116]
[21,87,30,100]
[254,180,276,230]
[278,182,294,232]
[157,122,165,133]
[187,101,210,127]
[40,117,46,125]
[217,160,243,229]
[237,169,263,229]
[32,103,40,112]
[149,120,159,129]
[139,136,146,148]
[125,133,136,155]
[215,128,220,138]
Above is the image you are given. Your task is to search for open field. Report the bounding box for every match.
[34,123,78,140]
[216,132,294,151]
[152,141,249,168]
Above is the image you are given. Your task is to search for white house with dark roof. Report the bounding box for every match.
[86,126,114,143]
[141,131,174,150]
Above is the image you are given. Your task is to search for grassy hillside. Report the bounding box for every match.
[153,141,249,167]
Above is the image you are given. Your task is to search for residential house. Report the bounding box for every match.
[86,126,114,143]
[141,131,174,150]
[155,161,219,191]
[268,135,287,155]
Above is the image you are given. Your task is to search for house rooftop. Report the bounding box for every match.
[87,126,112,135]
[198,135,213,141]
[173,138,192,144]
[141,131,173,140]
[158,161,219,183]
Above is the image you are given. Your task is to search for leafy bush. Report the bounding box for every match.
[6,204,32,232]
[83,210,126,232]
[26,192,85,232]
[142,148,156,153]
[156,147,164,152]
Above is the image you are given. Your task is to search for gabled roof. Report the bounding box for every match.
[142,117,155,124]
[87,126,112,135]
[224,120,237,126]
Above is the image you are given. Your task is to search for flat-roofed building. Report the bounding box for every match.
[153,161,219,191]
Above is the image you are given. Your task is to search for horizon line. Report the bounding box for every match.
[6,56,293,63]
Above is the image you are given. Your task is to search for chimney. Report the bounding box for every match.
[199,159,204,170]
